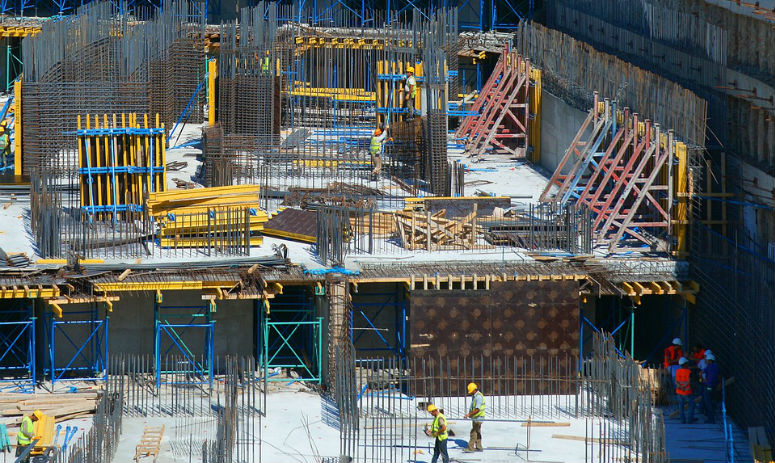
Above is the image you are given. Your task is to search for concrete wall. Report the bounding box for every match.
[539,91,589,174]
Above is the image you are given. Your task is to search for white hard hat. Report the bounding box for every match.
[672,338,682,346]
[678,357,688,365]
[704,349,713,358]
[705,353,715,361]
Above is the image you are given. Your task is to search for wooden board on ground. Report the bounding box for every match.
[521,422,570,427]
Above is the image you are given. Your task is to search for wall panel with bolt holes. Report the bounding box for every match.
[408,279,580,396]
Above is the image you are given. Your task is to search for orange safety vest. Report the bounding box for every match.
[663,345,683,368]
[675,367,692,396]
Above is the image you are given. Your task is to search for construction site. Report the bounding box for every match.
[0,0,771,461]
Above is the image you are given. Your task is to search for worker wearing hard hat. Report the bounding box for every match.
[425,404,449,463]
[16,409,42,462]
[463,382,485,452]
[261,49,271,74]
[675,357,696,424]
[701,352,720,423]
[369,125,389,180]
[0,121,10,169]
[404,66,416,120]
[663,337,684,380]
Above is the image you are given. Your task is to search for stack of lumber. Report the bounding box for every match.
[639,367,669,405]
[394,209,488,250]
[147,184,268,247]
[0,392,99,429]
[350,212,397,238]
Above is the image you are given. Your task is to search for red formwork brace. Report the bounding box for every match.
[456,45,531,158]
[541,97,675,252]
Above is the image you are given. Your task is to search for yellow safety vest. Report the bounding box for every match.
[18,415,33,446]
[0,133,8,150]
[470,391,485,418]
[370,136,383,155]
[431,413,448,441]
[261,56,270,72]
[407,75,416,98]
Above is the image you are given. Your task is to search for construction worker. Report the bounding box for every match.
[425,404,449,463]
[697,348,712,371]
[690,343,705,364]
[261,50,271,74]
[17,409,42,462]
[0,121,10,169]
[370,125,389,180]
[675,357,695,424]
[404,66,416,119]
[663,337,683,380]
[464,382,485,452]
[701,352,720,423]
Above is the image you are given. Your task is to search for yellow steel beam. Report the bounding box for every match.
[631,281,650,295]
[648,282,664,294]
[620,282,635,296]
[0,286,60,299]
[0,26,40,38]
[261,228,316,243]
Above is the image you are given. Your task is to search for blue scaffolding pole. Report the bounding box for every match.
[153,301,215,388]
[45,303,108,385]
[259,289,322,383]
[0,301,35,392]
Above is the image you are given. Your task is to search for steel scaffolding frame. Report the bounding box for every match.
[261,309,323,383]
[350,291,407,358]
[0,300,35,392]
[257,287,322,380]
[153,303,215,387]
[44,303,108,385]
[541,98,684,253]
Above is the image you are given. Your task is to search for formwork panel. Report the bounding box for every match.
[410,280,579,358]
[408,280,580,395]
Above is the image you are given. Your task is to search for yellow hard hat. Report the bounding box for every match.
[426,404,437,412]
[0,120,7,127]
[32,410,43,420]
[467,382,478,394]
[406,66,414,73]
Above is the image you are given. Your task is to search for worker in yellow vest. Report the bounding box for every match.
[369,125,389,180]
[464,382,485,452]
[17,409,42,462]
[404,67,416,120]
[0,122,10,169]
[425,404,449,463]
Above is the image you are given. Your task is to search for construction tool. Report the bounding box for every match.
[61,426,77,452]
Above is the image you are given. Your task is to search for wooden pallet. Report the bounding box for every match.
[135,425,165,462]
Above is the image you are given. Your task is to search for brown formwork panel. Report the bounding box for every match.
[408,279,580,396]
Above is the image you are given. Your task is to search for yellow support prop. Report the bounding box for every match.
[13,77,21,176]
[674,141,688,256]
[208,58,217,126]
